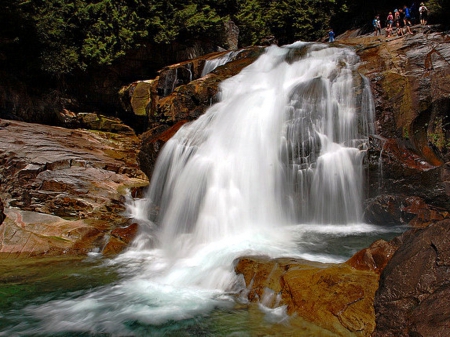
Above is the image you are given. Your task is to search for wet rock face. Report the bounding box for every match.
[138,121,188,180]
[364,194,449,227]
[102,222,139,256]
[120,47,265,129]
[373,219,450,337]
[0,119,148,257]
[342,30,450,225]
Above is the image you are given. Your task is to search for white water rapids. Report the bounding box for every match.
[4,42,390,336]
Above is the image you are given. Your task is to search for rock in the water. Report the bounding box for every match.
[235,256,379,336]
[346,239,399,274]
[102,222,139,256]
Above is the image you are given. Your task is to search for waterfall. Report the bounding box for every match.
[11,42,378,336]
[201,50,242,76]
[145,42,373,259]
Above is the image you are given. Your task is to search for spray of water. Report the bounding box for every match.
[5,42,377,335]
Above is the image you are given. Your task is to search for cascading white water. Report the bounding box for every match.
[201,50,242,76]
[7,42,382,336]
[147,42,373,259]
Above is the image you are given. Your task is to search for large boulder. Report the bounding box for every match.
[373,219,450,337]
[0,119,148,257]
[235,256,379,336]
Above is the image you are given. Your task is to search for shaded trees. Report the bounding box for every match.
[1,0,353,79]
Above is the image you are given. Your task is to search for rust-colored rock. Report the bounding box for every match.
[0,119,148,257]
[102,223,139,256]
[346,239,399,274]
[344,30,450,225]
[235,256,378,336]
[139,121,189,180]
[0,208,106,257]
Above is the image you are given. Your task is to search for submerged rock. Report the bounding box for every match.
[0,119,148,257]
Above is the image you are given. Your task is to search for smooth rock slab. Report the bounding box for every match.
[0,119,148,257]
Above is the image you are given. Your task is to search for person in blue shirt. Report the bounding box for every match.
[403,5,413,34]
[328,28,335,42]
[373,16,382,36]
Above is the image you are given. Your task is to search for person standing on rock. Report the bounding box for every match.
[386,12,394,29]
[393,9,404,36]
[403,5,414,34]
[419,2,428,25]
[328,28,335,42]
[373,15,382,36]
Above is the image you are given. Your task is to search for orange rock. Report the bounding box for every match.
[346,239,398,274]
[235,256,378,336]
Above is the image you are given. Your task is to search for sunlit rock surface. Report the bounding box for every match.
[119,47,264,129]
[0,119,148,257]
[235,256,378,337]
[346,239,399,274]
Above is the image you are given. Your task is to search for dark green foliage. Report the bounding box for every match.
[2,0,229,76]
[426,0,449,26]
[265,0,343,45]
[0,0,446,80]
[234,0,270,45]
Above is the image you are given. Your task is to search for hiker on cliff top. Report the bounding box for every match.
[394,9,404,36]
[328,28,335,42]
[373,15,382,36]
[386,12,394,28]
[419,2,428,25]
[403,5,413,34]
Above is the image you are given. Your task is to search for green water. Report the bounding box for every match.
[0,225,404,336]
[0,256,337,336]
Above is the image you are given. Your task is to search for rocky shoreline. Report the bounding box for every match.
[0,119,148,257]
